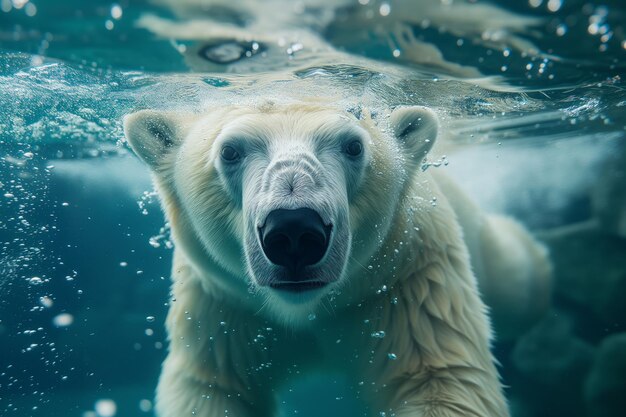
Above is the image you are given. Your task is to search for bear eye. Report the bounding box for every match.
[345,140,363,157]
[221,145,240,162]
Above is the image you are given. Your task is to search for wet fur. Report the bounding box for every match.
[122,103,547,416]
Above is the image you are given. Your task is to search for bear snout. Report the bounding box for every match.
[259,208,332,286]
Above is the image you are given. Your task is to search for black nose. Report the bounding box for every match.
[260,208,331,273]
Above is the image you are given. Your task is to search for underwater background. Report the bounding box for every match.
[0,0,625,416]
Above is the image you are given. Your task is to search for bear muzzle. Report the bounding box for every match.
[259,208,333,292]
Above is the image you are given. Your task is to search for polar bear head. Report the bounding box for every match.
[124,103,437,322]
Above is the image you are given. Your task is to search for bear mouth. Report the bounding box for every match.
[269,280,329,293]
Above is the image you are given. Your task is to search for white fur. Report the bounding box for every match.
[432,170,552,340]
[122,103,544,416]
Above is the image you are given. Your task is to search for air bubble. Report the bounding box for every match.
[547,0,562,12]
[53,313,74,327]
[139,399,152,412]
[11,0,27,10]
[379,3,390,16]
[110,4,122,20]
[95,399,117,417]
[39,296,53,308]
[29,276,43,285]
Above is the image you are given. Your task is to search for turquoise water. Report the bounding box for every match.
[1,1,625,416]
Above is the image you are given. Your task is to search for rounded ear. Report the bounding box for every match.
[123,110,196,169]
[390,106,438,167]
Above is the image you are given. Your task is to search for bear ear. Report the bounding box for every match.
[390,106,438,167]
[123,110,195,169]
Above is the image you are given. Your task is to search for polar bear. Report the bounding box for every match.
[124,103,548,417]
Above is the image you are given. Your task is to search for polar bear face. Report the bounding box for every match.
[124,103,437,321]
[219,109,366,302]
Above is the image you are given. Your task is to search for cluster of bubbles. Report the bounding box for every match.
[104,3,123,30]
[80,398,153,417]
[0,0,37,17]
[586,5,615,52]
